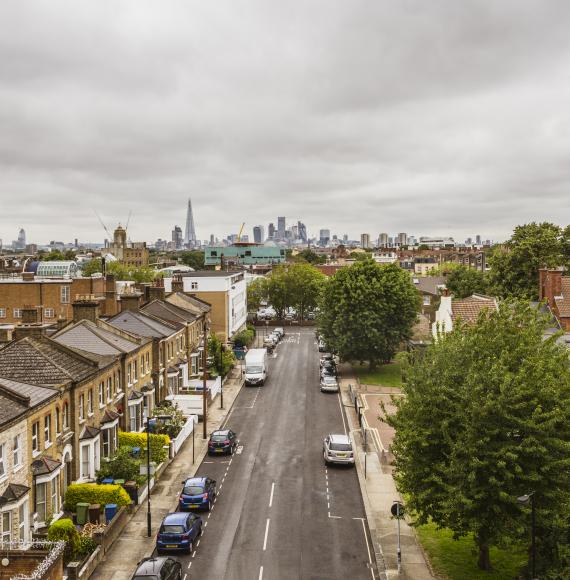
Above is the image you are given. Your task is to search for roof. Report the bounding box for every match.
[107,310,178,339]
[165,292,211,315]
[52,319,143,356]
[134,558,171,575]
[80,425,100,440]
[141,300,198,326]
[0,336,99,386]
[176,271,242,278]
[101,409,120,424]
[163,512,190,524]
[451,294,498,323]
[211,430,229,436]
[183,477,207,485]
[0,378,58,426]
[0,483,30,506]
[329,434,351,444]
[413,276,446,296]
[554,277,570,317]
[31,456,62,476]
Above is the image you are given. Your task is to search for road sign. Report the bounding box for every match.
[391,501,405,518]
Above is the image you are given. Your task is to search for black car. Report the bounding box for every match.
[321,362,337,377]
[208,429,237,455]
[131,556,182,580]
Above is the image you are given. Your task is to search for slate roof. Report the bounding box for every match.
[101,409,120,424]
[0,336,98,386]
[0,378,58,426]
[141,299,198,326]
[451,295,498,323]
[413,276,446,296]
[53,320,142,356]
[80,425,100,440]
[554,277,570,317]
[107,310,178,339]
[166,292,211,315]
[31,456,61,476]
[0,483,30,506]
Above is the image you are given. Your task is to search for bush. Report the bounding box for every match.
[233,328,255,348]
[47,518,81,556]
[96,447,144,486]
[118,431,170,464]
[64,484,131,512]
[75,536,97,559]
[152,403,186,439]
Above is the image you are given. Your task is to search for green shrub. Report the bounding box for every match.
[233,328,255,348]
[75,536,97,559]
[118,431,170,464]
[64,484,131,512]
[47,518,81,555]
[96,447,144,486]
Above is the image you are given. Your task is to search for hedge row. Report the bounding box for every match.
[118,431,170,464]
[64,483,131,512]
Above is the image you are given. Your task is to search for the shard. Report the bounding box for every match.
[184,198,196,245]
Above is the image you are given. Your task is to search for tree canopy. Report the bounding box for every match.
[487,222,570,300]
[387,301,570,573]
[445,265,488,298]
[293,249,326,265]
[179,250,205,271]
[40,249,76,261]
[319,260,420,367]
[80,258,159,282]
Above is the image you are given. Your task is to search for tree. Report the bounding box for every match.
[79,259,159,282]
[294,249,326,265]
[445,266,488,298]
[42,249,76,261]
[319,261,420,368]
[179,250,205,271]
[487,222,566,300]
[247,277,268,312]
[265,266,290,319]
[287,262,326,320]
[81,258,103,276]
[387,302,570,573]
[207,333,235,378]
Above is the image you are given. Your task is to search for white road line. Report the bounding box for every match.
[258,566,264,580]
[207,513,211,519]
[337,391,348,435]
[229,458,233,465]
[327,502,330,509]
[184,574,188,580]
[263,518,270,551]
[192,550,196,558]
[204,521,208,527]
[360,518,376,580]
[197,540,200,547]
[269,482,275,507]
[219,483,223,490]
[187,562,192,569]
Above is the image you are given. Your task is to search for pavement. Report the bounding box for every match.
[338,365,434,580]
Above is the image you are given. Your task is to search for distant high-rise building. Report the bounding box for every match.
[298,221,307,242]
[361,233,371,249]
[184,198,197,246]
[319,229,331,246]
[475,234,482,245]
[277,217,286,240]
[172,225,183,250]
[388,236,394,247]
[268,223,276,239]
[397,233,408,246]
[378,233,388,247]
[343,234,348,243]
[253,225,264,244]
[465,237,473,245]
[209,234,215,245]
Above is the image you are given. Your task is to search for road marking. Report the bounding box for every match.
[236,445,244,454]
[207,513,211,519]
[196,540,200,547]
[184,574,187,580]
[202,461,214,464]
[328,512,342,519]
[327,501,330,509]
[269,482,275,507]
[263,518,270,551]
[229,458,233,465]
[360,518,376,579]
[204,521,208,527]
[337,391,348,435]
[219,483,223,490]
[192,550,196,558]
[187,562,192,569]
[259,566,264,580]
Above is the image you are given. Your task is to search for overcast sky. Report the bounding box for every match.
[1,0,570,246]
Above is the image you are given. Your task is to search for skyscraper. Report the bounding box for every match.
[397,233,408,246]
[268,223,275,239]
[297,221,307,242]
[475,234,482,245]
[184,198,196,246]
[277,216,286,240]
[378,233,388,247]
[172,226,183,249]
[253,225,264,244]
[361,233,370,249]
[319,229,330,246]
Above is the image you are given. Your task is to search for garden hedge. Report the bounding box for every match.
[118,431,170,463]
[64,483,131,512]
[47,518,81,554]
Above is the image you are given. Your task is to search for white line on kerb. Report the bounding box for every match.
[259,566,264,580]
[263,518,270,550]
[269,482,275,508]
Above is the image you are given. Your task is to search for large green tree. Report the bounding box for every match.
[445,265,488,298]
[247,277,268,312]
[487,222,569,300]
[294,249,326,265]
[319,260,420,368]
[179,250,205,271]
[387,302,570,573]
[79,258,158,282]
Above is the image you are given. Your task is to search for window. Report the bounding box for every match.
[44,308,55,318]
[13,434,22,469]
[0,308,6,318]
[60,286,70,304]
[36,482,47,522]
[62,403,69,430]
[99,382,104,407]
[0,443,5,478]
[1,512,10,547]
[81,445,90,479]
[127,363,132,385]
[133,360,138,382]
[79,394,85,421]
[13,308,23,319]
[44,414,51,447]
[51,473,60,514]
[140,355,145,375]
[32,422,39,453]
[422,295,431,306]
[55,407,61,435]
[107,378,112,401]
[19,500,28,542]
[116,371,122,393]
[191,282,198,290]
[102,429,111,458]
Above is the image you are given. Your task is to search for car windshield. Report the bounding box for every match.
[211,434,227,441]
[330,443,352,451]
[183,486,204,495]
[162,524,185,534]
[246,366,263,373]
[324,377,337,383]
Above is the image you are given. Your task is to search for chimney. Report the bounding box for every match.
[22,306,40,324]
[539,268,562,309]
[120,291,143,312]
[171,275,184,294]
[145,278,166,302]
[13,324,48,340]
[0,325,14,345]
[72,295,102,323]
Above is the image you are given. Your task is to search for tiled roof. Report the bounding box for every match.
[128,390,143,401]
[554,277,570,317]
[141,300,198,325]
[101,409,120,424]
[0,378,58,426]
[451,295,498,323]
[0,483,30,506]
[80,425,100,440]
[107,311,177,339]
[0,337,98,386]
[166,292,211,314]
[53,320,141,356]
[31,456,61,476]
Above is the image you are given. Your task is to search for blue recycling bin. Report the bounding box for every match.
[131,446,141,457]
[105,504,118,523]
[101,478,114,485]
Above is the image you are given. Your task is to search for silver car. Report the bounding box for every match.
[323,434,355,466]
[320,375,339,393]
[274,327,285,338]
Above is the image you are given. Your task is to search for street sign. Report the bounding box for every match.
[391,501,405,518]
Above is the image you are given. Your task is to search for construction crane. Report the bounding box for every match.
[237,222,246,242]
[93,209,112,239]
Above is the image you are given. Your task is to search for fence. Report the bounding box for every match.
[171,415,198,456]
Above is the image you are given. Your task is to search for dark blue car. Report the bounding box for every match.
[156,512,202,555]
[179,476,216,511]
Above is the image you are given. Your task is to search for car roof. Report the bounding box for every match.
[135,557,171,573]
[163,512,188,525]
[184,476,207,485]
[211,429,229,436]
[323,376,337,381]
[329,434,351,444]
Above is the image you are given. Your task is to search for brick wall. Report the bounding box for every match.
[0,549,63,580]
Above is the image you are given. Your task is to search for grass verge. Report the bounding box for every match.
[354,358,403,388]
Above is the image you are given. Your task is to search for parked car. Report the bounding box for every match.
[274,327,285,338]
[307,311,316,320]
[318,339,327,352]
[321,362,337,378]
[208,429,237,455]
[156,512,202,555]
[320,353,335,368]
[263,337,275,353]
[179,476,217,511]
[320,375,339,393]
[323,434,355,466]
[132,556,182,580]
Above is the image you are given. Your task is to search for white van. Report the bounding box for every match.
[245,349,268,386]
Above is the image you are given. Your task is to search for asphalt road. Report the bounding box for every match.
[169,328,377,580]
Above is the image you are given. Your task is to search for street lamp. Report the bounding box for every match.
[200,329,209,439]
[219,344,224,410]
[517,492,536,579]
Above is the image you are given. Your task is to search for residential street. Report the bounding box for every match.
[167,328,378,580]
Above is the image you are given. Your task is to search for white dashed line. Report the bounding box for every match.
[263,518,270,551]
[197,540,200,547]
[184,574,188,580]
[259,566,264,580]
[187,562,192,569]
[269,482,275,507]
[192,550,196,558]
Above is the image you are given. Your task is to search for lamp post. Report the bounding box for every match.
[202,329,208,439]
[517,492,536,579]
[219,345,224,409]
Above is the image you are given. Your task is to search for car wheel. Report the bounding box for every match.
[198,523,203,537]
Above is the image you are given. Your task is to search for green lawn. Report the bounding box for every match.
[354,359,403,387]
[416,523,527,580]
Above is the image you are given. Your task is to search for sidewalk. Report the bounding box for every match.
[91,367,245,580]
[339,365,434,580]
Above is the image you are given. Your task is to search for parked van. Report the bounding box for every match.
[245,349,268,386]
